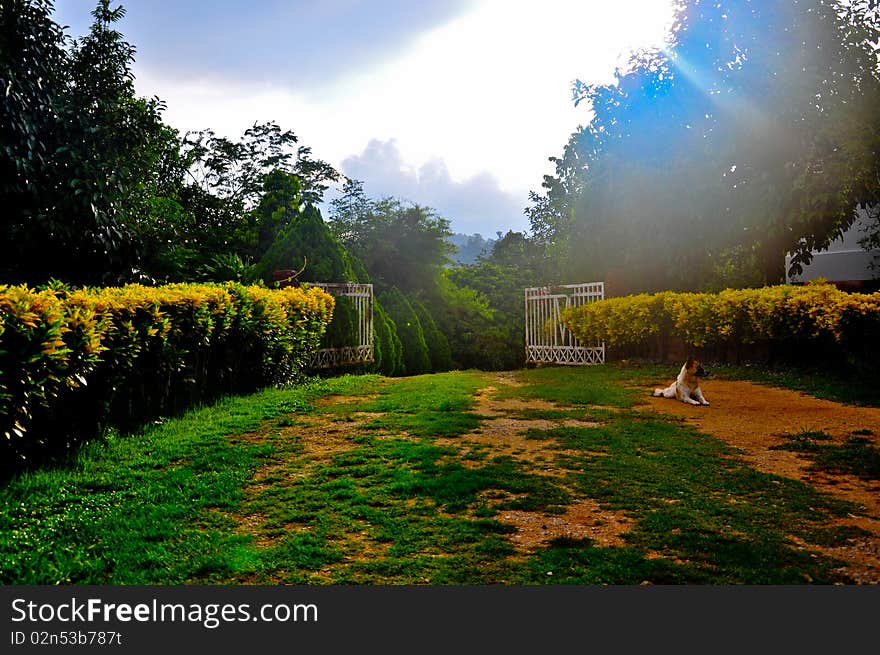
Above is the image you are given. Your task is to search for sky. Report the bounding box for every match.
[52,0,675,237]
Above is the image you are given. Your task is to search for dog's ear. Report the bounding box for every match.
[685,356,695,369]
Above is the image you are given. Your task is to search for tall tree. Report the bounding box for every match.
[530,0,880,291]
[447,231,548,369]
[1,0,182,284]
[328,182,455,293]
[378,287,431,376]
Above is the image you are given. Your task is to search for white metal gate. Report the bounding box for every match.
[309,283,374,368]
[524,283,605,365]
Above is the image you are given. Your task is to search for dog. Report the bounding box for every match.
[653,357,710,406]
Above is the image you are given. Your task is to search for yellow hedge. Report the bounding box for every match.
[0,282,333,468]
[560,283,880,349]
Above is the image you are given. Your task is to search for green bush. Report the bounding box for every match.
[378,287,430,376]
[373,301,405,377]
[0,282,334,472]
[410,297,452,372]
[560,283,880,364]
[319,294,357,350]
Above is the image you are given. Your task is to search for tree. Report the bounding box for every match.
[1,0,183,285]
[432,272,507,370]
[530,0,880,291]
[328,180,461,373]
[0,1,68,274]
[255,202,366,285]
[447,231,547,369]
[448,232,495,265]
[328,181,455,293]
[378,287,431,376]
[372,302,404,376]
[166,121,339,272]
[410,296,452,372]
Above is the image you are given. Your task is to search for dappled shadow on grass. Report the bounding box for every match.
[771,431,880,481]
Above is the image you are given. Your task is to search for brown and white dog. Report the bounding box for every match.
[653,358,710,406]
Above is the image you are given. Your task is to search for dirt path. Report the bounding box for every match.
[641,378,880,583]
[641,380,880,515]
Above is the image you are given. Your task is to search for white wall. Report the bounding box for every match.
[786,209,880,284]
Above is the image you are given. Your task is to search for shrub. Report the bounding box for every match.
[560,283,880,363]
[319,294,357,351]
[378,287,430,376]
[0,282,333,471]
[410,297,452,372]
[372,301,404,377]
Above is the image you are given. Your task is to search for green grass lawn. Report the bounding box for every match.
[0,365,872,584]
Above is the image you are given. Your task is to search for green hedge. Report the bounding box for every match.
[410,297,452,373]
[0,282,334,471]
[378,287,431,376]
[561,283,880,364]
[373,301,405,377]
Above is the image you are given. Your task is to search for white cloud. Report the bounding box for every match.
[338,139,527,235]
[54,0,474,91]
[128,0,675,235]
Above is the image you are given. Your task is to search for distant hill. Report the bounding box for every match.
[447,233,496,265]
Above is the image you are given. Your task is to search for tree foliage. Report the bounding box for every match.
[410,296,452,372]
[255,203,366,285]
[1,0,183,285]
[372,302,404,377]
[328,178,472,373]
[447,231,548,370]
[378,287,431,376]
[329,178,455,293]
[0,1,342,286]
[529,0,880,292]
[448,232,496,265]
[147,121,340,282]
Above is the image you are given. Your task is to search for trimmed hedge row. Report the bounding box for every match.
[561,283,880,362]
[0,282,334,470]
[378,287,431,377]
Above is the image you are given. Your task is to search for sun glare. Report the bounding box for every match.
[352,0,676,191]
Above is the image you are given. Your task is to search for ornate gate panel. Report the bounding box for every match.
[309,283,374,369]
[524,283,605,365]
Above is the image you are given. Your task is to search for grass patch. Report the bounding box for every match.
[0,376,374,584]
[523,417,857,583]
[502,366,646,408]
[1,365,870,585]
[811,438,880,481]
[801,525,873,548]
[239,434,568,583]
[356,370,489,436]
[769,430,835,453]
